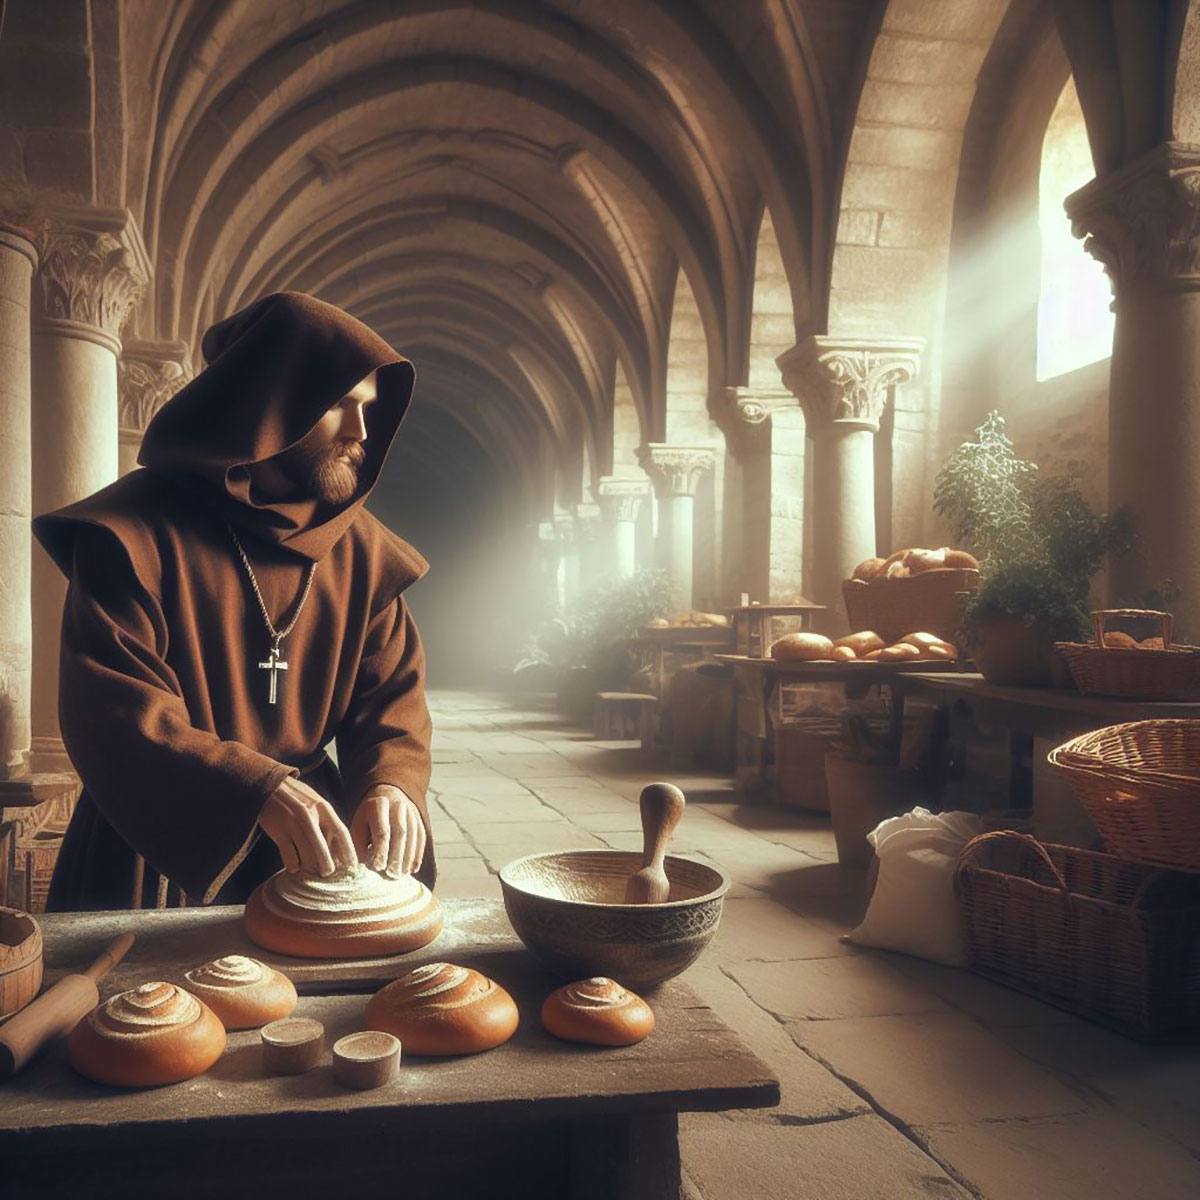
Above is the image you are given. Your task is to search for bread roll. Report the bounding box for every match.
[885,560,910,580]
[831,645,857,662]
[182,955,297,1030]
[899,632,958,662]
[922,644,957,660]
[68,981,226,1087]
[941,548,980,571]
[835,631,886,656]
[851,557,886,583]
[882,549,908,569]
[646,617,670,628]
[244,862,443,959]
[1102,630,1139,649]
[541,977,655,1047]
[770,633,835,662]
[365,962,519,1056]
[877,643,922,662]
[902,548,947,574]
[863,648,885,661]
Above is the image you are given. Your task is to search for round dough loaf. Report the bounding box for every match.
[835,631,886,657]
[770,632,835,662]
[68,981,226,1088]
[365,962,519,1056]
[877,643,922,662]
[245,862,443,959]
[941,548,980,571]
[851,557,886,583]
[541,977,655,1047]
[182,955,297,1030]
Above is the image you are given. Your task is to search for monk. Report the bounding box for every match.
[33,292,436,912]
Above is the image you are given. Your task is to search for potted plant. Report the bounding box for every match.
[933,413,1133,686]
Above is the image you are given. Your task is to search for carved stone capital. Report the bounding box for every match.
[32,206,151,353]
[119,340,194,435]
[719,386,797,457]
[1066,142,1200,298]
[596,475,651,523]
[636,444,715,498]
[573,503,603,544]
[553,512,578,550]
[777,336,922,433]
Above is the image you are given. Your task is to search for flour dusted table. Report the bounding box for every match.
[0,900,778,1200]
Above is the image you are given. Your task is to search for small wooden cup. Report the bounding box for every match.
[0,908,43,1020]
[261,1017,324,1075]
[332,1031,400,1089]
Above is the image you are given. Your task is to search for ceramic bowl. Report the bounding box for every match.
[498,851,729,989]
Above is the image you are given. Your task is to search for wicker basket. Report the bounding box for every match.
[1048,720,1200,872]
[1055,609,1200,700]
[955,831,1200,1040]
[842,568,978,643]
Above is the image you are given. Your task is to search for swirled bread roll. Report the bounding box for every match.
[182,955,297,1030]
[68,981,226,1087]
[365,962,519,1056]
[244,862,443,959]
[541,977,655,1047]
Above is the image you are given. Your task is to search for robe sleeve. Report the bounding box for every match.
[335,595,434,860]
[58,527,298,903]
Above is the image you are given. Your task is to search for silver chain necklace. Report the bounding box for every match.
[225,522,317,705]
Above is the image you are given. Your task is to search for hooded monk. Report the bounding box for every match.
[33,292,436,912]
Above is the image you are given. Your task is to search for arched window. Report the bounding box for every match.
[1036,77,1114,380]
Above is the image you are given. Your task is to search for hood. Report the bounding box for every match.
[138,291,416,561]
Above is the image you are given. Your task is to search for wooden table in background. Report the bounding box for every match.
[717,655,964,790]
[889,672,1200,810]
[725,603,826,658]
[1,900,778,1200]
[636,624,734,698]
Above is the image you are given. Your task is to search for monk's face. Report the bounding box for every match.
[267,371,378,504]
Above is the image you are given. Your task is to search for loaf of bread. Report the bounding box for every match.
[835,631,886,657]
[877,643,922,662]
[244,862,443,959]
[902,548,947,573]
[770,632,835,662]
[541,977,655,1047]
[851,557,887,583]
[831,645,857,662]
[365,962,519,1056]
[941,548,980,571]
[899,632,958,661]
[182,955,297,1030]
[68,981,226,1087]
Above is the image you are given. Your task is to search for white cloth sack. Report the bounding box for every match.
[845,807,984,966]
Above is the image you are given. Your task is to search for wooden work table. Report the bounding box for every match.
[1,899,778,1200]
[889,672,1200,809]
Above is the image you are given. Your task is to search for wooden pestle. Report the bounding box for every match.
[0,932,135,1079]
[624,782,686,904]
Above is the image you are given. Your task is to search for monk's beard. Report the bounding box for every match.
[290,440,365,504]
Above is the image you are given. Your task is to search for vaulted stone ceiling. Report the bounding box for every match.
[117,0,877,518]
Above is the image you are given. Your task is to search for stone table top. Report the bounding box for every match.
[0,900,779,1150]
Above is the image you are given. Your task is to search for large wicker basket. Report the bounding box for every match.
[955,831,1200,1040]
[842,567,979,643]
[1048,720,1200,872]
[1055,609,1200,700]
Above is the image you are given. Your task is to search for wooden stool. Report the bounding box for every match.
[593,692,658,744]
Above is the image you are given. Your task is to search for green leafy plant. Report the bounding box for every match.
[934,412,1134,641]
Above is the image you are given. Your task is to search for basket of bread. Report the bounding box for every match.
[843,547,979,644]
[769,629,958,665]
[1054,610,1200,701]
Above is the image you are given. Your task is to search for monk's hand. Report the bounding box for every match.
[259,776,357,876]
[351,784,427,878]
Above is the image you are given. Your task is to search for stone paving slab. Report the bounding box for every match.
[680,1112,971,1199]
[713,897,855,962]
[731,955,951,1022]
[790,1011,1089,1125]
[916,1112,1200,1200]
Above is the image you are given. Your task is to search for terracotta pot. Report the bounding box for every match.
[968,615,1069,688]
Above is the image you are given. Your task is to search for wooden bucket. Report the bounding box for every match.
[0,906,43,1019]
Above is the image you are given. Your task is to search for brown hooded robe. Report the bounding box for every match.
[33,292,435,912]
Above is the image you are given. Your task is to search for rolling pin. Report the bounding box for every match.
[0,932,135,1078]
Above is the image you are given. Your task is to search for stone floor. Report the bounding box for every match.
[425,690,1200,1200]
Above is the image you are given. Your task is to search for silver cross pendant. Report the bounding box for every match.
[258,644,289,705]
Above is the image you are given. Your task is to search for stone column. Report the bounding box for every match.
[118,340,193,475]
[554,511,581,611]
[573,503,603,593]
[636,445,715,610]
[0,214,40,776]
[596,476,651,580]
[723,387,807,604]
[1067,144,1200,635]
[30,208,150,770]
[779,337,922,631]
